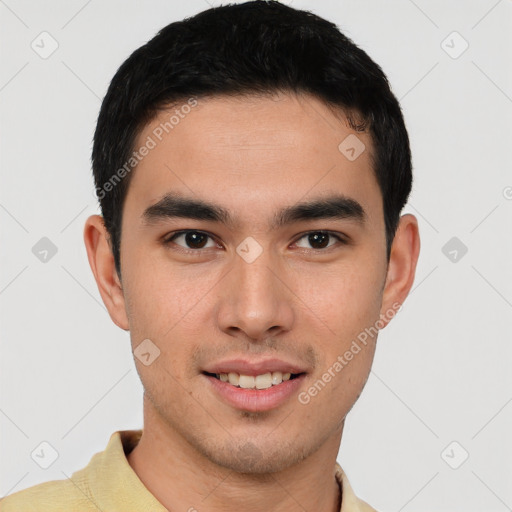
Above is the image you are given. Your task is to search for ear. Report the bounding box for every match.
[83,215,129,331]
[379,213,420,327]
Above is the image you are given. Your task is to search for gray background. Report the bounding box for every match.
[1,1,511,510]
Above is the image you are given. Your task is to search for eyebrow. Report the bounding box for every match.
[142,192,366,230]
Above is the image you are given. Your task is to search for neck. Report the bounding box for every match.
[127,401,344,512]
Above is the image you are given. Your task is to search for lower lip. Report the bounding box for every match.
[204,374,306,412]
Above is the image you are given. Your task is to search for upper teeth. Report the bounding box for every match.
[217,371,292,389]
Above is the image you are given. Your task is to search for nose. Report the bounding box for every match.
[215,244,295,343]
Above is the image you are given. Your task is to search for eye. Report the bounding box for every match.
[293,231,346,251]
[164,230,219,252]
[163,229,347,255]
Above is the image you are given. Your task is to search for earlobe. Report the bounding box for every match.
[83,215,130,331]
[379,213,420,326]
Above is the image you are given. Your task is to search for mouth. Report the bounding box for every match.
[203,371,304,390]
[202,370,307,412]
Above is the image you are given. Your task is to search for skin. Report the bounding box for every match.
[84,91,420,512]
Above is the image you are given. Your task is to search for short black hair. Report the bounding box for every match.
[92,0,412,276]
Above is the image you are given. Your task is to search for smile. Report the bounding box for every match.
[203,370,306,412]
[208,371,299,389]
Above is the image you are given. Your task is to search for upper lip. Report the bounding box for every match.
[203,358,308,376]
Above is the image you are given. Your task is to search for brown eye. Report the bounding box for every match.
[166,231,216,250]
[294,231,345,250]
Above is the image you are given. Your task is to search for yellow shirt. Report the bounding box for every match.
[1,430,378,512]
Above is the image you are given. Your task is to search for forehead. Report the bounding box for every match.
[126,92,382,228]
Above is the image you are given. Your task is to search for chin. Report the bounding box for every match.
[198,436,312,475]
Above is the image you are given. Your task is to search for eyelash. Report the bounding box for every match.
[162,230,348,255]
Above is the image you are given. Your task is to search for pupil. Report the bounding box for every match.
[309,232,329,249]
[186,232,208,249]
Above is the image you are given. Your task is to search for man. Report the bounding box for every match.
[1,1,420,510]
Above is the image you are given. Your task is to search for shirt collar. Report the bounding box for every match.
[334,462,375,512]
[72,430,167,511]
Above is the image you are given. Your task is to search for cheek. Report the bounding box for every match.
[293,259,384,406]
[296,257,385,335]
[121,244,201,333]
[121,252,212,373]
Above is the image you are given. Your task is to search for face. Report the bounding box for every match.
[104,92,397,473]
